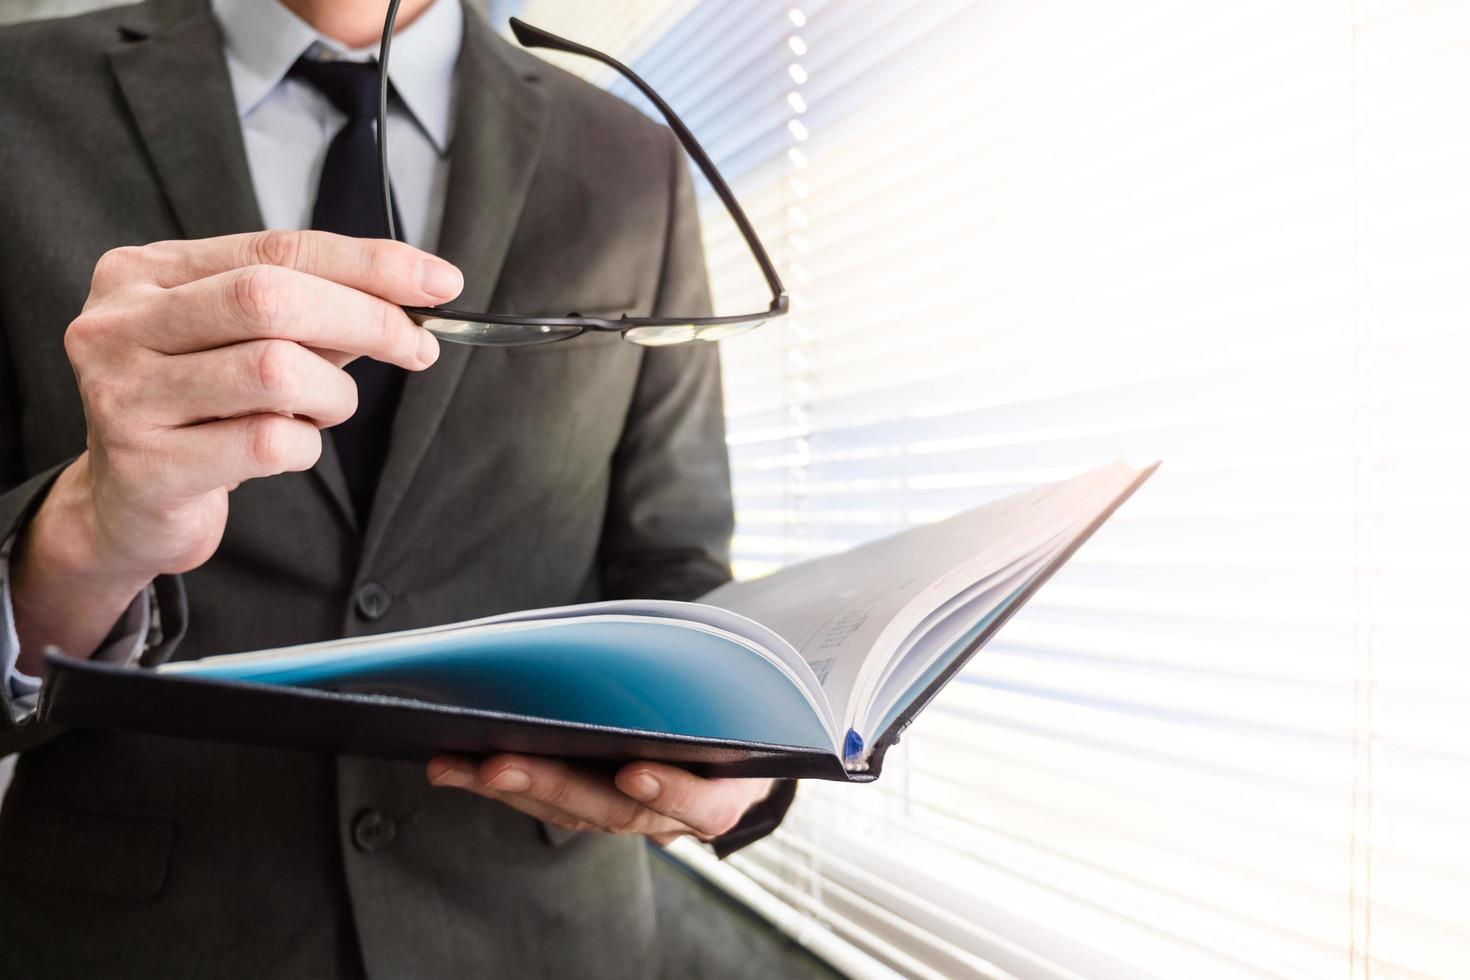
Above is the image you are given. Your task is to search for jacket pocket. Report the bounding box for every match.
[0,793,174,900]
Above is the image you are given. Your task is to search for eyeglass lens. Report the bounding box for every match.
[417,318,583,347]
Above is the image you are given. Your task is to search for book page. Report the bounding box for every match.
[167,615,837,752]
[863,528,1079,736]
[701,462,1146,730]
[168,599,826,717]
[454,599,830,725]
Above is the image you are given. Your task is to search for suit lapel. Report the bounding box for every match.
[360,6,553,564]
[109,0,359,528]
[108,0,259,242]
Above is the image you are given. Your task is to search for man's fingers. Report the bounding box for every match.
[460,786,597,835]
[480,755,664,836]
[131,413,324,499]
[100,230,463,306]
[153,264,439,371]
[426,755,699,839]
[427,757,610,833]
[421,756,756,843]
[307,347,356,369]
[613,763,763,839]
[151,340,359,429]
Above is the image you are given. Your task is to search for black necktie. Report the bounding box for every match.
[288,55,405,524]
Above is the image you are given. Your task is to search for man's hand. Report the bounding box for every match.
[427,753,774,847]
[12,230,463,669]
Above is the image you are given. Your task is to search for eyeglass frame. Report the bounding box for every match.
[374,0,789,347]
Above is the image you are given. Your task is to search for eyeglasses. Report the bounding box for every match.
[375,2,789,348]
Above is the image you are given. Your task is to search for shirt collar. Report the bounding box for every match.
[211,0,461,154]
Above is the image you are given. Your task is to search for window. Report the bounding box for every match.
[505,0,1470,976]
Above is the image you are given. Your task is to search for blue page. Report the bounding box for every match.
[178,619,833,751]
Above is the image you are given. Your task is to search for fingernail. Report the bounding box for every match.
[489,767,530,792]
[418,259,463,301]
[624,772,660,802]
[416,328,440,367]
[430,762,472,788]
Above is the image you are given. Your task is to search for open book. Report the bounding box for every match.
[36,461,1156,780]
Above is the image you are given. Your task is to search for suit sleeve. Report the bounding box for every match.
[596,131,735,604]
[0,317,185,758]
[0,308,71,753]
[598,131,795,856]
[0,478,73,755]
[1,537,155,717]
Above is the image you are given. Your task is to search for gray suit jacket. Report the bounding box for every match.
[0,2,787,976]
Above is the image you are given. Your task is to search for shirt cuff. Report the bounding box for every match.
[0,533,152,720]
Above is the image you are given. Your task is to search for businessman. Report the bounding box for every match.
[0,0,793,975]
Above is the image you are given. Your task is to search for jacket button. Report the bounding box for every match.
[352,808,396,852]
[354,581,392,620]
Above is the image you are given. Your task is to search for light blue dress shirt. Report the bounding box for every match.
[0,0,462,712]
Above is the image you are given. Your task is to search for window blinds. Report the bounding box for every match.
[506,0,1470,976]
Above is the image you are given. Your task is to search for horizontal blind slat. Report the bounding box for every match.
[506,0,1470,974]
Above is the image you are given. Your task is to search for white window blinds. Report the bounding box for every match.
[505,0,1470,976]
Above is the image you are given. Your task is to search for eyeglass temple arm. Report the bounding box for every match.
[378,5,788,315]
[377,0,403,244]
[507,18,788,314]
